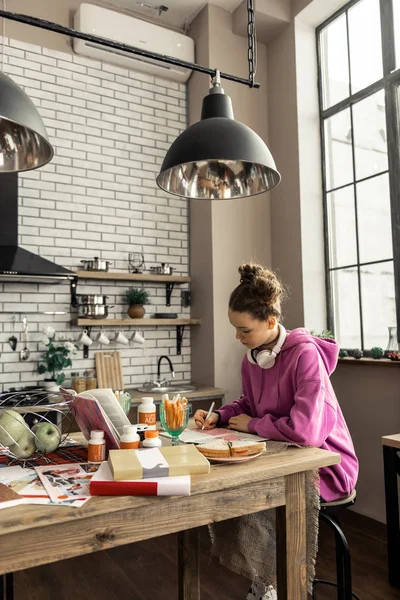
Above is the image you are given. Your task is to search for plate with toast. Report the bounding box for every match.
[196,439,266,463]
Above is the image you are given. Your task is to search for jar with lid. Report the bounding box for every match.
[71,372,86,393]
[84,369,97,390]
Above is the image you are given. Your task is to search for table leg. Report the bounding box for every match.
[276,472,307,600]
[178,528,200,600]
[383,445,400,588]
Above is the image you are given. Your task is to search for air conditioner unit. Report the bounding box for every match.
[73,4,195,83]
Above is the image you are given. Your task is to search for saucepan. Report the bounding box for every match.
[149,262,174,275]
[76,294,108,305]
[80,257,112,272]
[78,305,113,319]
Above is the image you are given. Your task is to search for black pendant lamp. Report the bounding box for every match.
[0,71,53,173]
[156,72,280,199]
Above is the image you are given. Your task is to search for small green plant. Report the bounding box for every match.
[37,327,77,385]
[371,346,384,359]
[123,287,150,306]
[310,329,335,339]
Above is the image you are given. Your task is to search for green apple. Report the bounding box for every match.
[0,410,28,446]
[33,422,61,453]
[9,430,35,458]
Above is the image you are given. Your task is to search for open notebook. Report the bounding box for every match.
[60,388,130,450]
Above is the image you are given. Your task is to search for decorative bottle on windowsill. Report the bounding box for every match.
[385,327,400,360]
[123,287,150,319]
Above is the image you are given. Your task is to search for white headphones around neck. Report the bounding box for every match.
[247,323,287,369]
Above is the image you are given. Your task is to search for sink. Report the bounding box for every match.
[136,384,197,394]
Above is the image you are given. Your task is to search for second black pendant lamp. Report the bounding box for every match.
[156,71,280,199]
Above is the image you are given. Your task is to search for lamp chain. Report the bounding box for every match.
[247,0,257,87]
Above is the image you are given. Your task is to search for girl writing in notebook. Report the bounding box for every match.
[194,263,358,503]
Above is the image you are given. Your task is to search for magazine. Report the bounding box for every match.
[35,463,100,506]
[0,465,87,509]
[60,388,131,450]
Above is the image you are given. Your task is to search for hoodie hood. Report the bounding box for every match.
[0,173,75,283]
[282,328,339,375]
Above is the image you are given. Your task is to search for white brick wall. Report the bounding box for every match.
[0,37,191,391]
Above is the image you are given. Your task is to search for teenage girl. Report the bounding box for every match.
[194,263,358,502]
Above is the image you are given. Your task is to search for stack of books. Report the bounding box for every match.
[90,444,210,497]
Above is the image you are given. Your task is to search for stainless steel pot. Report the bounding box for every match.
[78,304,111,319]
[80,257,112,272]
[76,294,108,305]
[149,262,174,275]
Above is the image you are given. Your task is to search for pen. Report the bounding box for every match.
[202,401,215,430]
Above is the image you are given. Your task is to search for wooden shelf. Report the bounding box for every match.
[75,271,191,283]
[71,318,201,327]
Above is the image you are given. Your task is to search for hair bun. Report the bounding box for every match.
[238,264,264,284]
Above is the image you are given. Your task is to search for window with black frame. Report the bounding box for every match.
[317,0,400,353]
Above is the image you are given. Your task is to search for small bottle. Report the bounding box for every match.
[120,425,140,449]
[87,430,106,462]
[138,396,156,430]
[142,430,162,448]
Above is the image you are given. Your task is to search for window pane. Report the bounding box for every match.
[348,0,383,93]
[327,186,357,268]
[353,90,388,180]
[360,261,395,349]
[331,268,361,348]
[325,109,353,190]
[320,14,350,109]
[357,173,393,263]
[394,0,400,68]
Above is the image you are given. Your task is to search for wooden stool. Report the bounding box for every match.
[382,434,400,588]
[312,490,360,600]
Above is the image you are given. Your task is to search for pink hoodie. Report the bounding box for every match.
[216,328,358,501]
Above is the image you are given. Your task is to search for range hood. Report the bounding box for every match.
[0,174,75,283]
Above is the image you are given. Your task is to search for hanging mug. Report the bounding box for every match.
[130,330,145,346]
[95,328,110,346]
[76,329,93,346]
[114,330,129,345]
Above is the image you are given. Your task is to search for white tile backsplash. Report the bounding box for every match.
[0,37,190,392]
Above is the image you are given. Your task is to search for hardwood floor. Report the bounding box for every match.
[13,510,400,599]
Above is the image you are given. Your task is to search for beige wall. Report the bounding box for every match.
[188,5,272,402]
[267,0,399,522]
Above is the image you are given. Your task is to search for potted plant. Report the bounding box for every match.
[123,287,150,318]
[37,327,77,391]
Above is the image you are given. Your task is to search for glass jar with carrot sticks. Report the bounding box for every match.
[159,395,191,445]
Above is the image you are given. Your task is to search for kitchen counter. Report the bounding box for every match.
[126,385,225,404]
[126,385,225,422]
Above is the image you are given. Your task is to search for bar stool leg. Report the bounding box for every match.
[383,445,400,588]
[5,573,13,600]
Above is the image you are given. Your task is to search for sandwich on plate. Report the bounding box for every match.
[197,439,266,459]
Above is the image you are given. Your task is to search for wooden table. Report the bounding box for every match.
[0,445,339,600]
[382,433,400,588]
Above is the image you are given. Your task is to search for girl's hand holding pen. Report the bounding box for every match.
[194,409,219,430]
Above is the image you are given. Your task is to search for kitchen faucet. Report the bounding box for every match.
[155,355,175,385]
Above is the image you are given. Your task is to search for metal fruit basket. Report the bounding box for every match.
[0,389,74,466]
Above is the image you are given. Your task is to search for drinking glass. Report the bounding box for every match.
[159,403,191,445]
[128,252,145,274]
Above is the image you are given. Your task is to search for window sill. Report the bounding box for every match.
[338,357,400,367]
